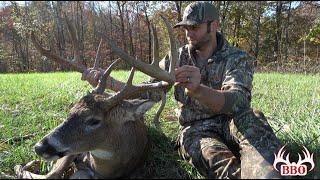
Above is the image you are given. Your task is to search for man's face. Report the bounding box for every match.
[183,23,211,51]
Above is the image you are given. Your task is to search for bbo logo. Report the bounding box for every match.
[273,145,314,176]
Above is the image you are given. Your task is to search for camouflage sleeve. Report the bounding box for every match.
[137,54,171,102]
[220,52,254,116]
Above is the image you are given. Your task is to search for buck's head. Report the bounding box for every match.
[34,92,155,161]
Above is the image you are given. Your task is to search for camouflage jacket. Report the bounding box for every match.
[144,32,255,126]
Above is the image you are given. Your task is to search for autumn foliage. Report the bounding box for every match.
[0,1,319,73]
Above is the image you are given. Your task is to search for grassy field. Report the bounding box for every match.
[0,71,319,179]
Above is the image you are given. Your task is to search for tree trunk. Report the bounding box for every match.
[233,4,241,47]
[174,1,186,46]
[274,1,283,65]
[117,1,127,52]
[254,1,262,59]
[221,1,230,36]
[136,4,143,60]
[126,5,135,57]
[284,2,292,63]
[175,1,182,22]
[11,2,29,72]
[91,2,97,45]
[53,1,66,70]
[143,2,152,64]
[78,2,85,67]
[108,2,114,65]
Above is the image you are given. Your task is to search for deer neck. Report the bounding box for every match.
[90,149,113,160]
[88,150,125,178]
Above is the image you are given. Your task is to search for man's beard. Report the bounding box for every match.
[188,34,211,52]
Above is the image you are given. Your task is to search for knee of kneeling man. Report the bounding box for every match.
[253,109,266,120]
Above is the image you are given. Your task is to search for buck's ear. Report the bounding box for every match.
[136,101,155,116]
[129,99,156,117]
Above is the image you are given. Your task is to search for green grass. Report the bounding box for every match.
[0,71,319,179]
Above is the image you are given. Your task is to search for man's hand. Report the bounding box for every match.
[175,65,226,112]
[174,65,201,94]
[81,68,104,87]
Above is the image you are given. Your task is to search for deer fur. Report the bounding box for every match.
[16,94,156,179]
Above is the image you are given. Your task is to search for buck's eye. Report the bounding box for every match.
[86,118,101,126]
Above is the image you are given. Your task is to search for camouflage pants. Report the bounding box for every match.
[176,109,283,179]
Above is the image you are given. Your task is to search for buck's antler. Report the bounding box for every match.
[94,15,177,111]
[31,14,177,112]
[98,67,171,111]
[31,15,117,79]
[30,16,87,73]
[100,15,177,84]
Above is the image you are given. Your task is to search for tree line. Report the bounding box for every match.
[0,1,319,73]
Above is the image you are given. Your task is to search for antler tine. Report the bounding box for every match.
[102,70,168,111]
[159,14,178,76]
[99,15,176,84]
[94,58,121,94]
[101,33,174,84]
[30,14,86,73]
[127,67,136,86]
[151,23,159,66]
[30,32,86,73]
[64,14,81,63]
[93,38,103,70]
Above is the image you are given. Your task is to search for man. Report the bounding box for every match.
[82,2,283,179]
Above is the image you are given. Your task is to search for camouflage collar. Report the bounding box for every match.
[214,32,227,55]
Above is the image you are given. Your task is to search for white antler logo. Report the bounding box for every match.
[273,145,315,176]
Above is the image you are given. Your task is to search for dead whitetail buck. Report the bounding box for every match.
[15,15,177,179]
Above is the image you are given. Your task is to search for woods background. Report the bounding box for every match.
[0,1,319,74]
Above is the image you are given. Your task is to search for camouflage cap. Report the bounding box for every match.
[174,2,219,28]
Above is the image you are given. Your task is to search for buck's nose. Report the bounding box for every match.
[34,139,58,158]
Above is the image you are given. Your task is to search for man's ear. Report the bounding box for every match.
[211,20,220,32]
